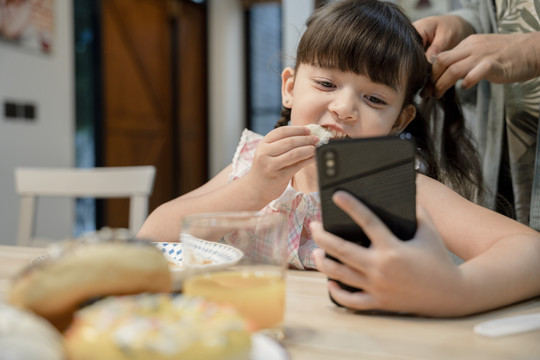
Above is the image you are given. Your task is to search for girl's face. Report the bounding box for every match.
[281,64,416,138]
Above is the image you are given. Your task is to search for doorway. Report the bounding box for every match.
[74,0,208,233]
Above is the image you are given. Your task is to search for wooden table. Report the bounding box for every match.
[1,245,539,359]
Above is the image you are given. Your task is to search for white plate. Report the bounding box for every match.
[31,237,243,291]
[473,313,540,337]
[31,253,51,265]
[154,236,243,290]
[251,333,288,360]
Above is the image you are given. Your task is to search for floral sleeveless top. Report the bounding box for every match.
[227,129,320,269]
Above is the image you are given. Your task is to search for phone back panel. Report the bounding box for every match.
[316,135,417,247]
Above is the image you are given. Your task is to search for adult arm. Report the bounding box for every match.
[412,0,491,62]
[414,1,540,97]
[413,14,475,65]
[431,31,540,97]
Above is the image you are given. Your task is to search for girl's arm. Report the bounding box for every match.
[312,175,540,316]
[417,174,538,259]
[418,174,540,314]
[137,126,318,243]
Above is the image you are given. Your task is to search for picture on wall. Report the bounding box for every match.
[0,0,54,54]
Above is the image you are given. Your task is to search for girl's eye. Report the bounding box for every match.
[315,80,335,89]
[366,95,386,105]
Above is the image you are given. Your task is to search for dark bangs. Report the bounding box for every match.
[297,0,427,98]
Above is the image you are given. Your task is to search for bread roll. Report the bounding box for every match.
[8,236,171,331]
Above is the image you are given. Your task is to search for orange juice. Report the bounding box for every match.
[183,271,285,330]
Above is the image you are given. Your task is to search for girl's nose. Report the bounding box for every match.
[328,88,358,121]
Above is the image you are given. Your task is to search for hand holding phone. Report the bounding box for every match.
[316,134,417,303]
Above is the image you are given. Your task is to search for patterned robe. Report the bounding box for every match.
[454,0,540,228]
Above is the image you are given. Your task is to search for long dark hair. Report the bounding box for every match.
[275,0,483,201]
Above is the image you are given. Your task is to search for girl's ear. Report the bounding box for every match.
[393,104,416,133]
[281,67,295,108]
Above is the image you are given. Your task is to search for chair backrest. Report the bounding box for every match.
[15,166,156,246]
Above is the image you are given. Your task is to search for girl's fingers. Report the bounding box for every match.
[272,136,317,155]
[274,145,316,168]
[313,248,368,290]
[311,222,372,273]
[260,127,318,158]
[332,191,397,249]
[264,125,310,143]
[327,281,376,310]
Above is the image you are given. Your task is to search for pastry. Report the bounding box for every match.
[305,124,349,145]
[64,293,252,360]
[305,124,333,145]
[0,302,65,360]
[8,235,171,331]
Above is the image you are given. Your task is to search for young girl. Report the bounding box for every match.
[138,0,540,315]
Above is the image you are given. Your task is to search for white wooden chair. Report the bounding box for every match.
[15,166,156,246]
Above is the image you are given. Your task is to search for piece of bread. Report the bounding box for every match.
[305,124,333,146]
[8,236,171,331]
[64,293,252,360]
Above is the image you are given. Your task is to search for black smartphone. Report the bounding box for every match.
[316,134,417,304]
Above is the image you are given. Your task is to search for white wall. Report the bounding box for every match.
[208,0,314,177]
[208,0,246,177]
[0,1,74,245]
[282,0,314,68]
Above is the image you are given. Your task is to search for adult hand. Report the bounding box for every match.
[431,32,540,97]
[413,15,475,65]
[311,191,466,316]
[247,126,317,204]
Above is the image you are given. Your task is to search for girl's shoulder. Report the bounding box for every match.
[229,129,264,181]
[416,173,475,220]
[416,173,453,199]
[234,129,263,160]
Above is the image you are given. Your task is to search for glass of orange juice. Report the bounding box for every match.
[181,212,287,339]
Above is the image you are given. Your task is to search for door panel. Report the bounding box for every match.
[177,2,208,193]
[101,0,207,231]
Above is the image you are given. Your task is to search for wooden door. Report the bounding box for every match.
[101,0,207,231]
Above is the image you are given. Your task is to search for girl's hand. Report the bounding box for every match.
[311,191,465,316]
[246,126,317,204]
